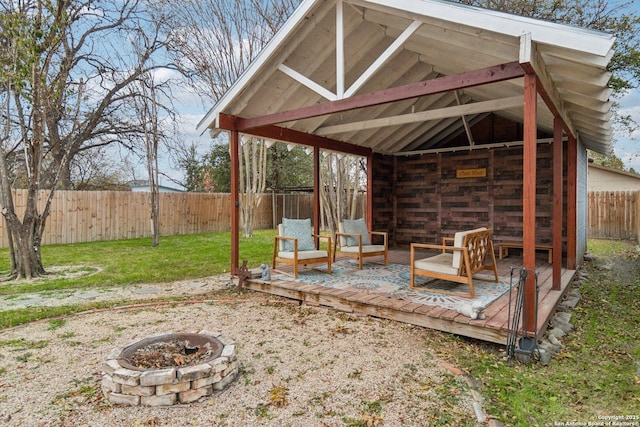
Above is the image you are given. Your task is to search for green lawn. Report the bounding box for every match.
[0,233,638,424]
[0,230,276,295]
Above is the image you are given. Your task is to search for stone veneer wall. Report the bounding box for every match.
[101,331,238,406]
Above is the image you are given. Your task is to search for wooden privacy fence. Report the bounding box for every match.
[588,191,640,242]
[0,190,365,247]
[0,190,275,248]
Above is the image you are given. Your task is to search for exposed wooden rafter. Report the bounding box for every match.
[315,95,523,135]
[235,61,525,130]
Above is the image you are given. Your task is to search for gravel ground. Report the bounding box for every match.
[0,276,482,426]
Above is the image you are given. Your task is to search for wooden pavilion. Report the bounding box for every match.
[197,0,615,342]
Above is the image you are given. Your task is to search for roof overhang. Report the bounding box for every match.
[197,0,615,156]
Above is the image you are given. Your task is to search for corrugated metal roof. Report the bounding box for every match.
[197,0,615,155]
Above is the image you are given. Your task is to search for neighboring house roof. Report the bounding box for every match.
[197,0,615,155]
[588,163,640,191]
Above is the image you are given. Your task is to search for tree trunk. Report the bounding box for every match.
[1,208,45,279]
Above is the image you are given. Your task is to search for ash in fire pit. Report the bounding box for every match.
[101,331,238,406]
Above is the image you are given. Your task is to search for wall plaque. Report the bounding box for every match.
[456,168,487,178]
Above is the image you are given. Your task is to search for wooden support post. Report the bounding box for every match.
[522,71,537,333]
[552,118,563,290]
[230,129,240,275]
[566,135,577,270]
[367,154,374,231]
[313,146,321,238]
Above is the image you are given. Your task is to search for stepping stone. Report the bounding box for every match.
[76,290,102,300]
[17,297,44,307]
[132,287,161,295]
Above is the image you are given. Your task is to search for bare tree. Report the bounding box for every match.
[132,74,165,246]
[320,152,364,235]
[238,136,268,237]
[0,0,174,279]
[160,0,298,236]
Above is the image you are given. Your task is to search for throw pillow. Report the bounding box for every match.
[341,218,371,246]
[282,218,316,252]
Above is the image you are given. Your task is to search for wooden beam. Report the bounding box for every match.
[230,129,240,274]
[278,64,337,101]
[566,134,578,269]
[218,113,372,158]
[552,118,563,290]
[344,20,422,97]
[336,0,344,98]
[235,61,525,130]
[317,95,523,135]
[522,71,537,334]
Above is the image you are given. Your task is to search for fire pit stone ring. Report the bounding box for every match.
[101,331,238,406]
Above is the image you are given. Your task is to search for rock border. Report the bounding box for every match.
[101,331,238,406]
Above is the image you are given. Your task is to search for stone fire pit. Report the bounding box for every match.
[101,331,238,406]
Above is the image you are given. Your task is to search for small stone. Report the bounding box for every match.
[463,375,483,389]
[139,368,176,386]
[213,370,238,391]
[223,361,239,377]
[107,348,122,360]
[472,401,486,423]
[121,384,155,397]
[548,334,563,348]
[538,348,552,364]
[192,374,219,389]
[179,385,213,403]
[561,296,580,309]
[217,335,235,346]
[553,318,573,333]
[470,389,483,403]
[141,393,177,407]
[156,381,191,395]
[107,392,140,406]
[102,359,121,376]
[210,358,229,373]
[177,363,211,381]
[547,327,565,339]
[221,344,236,359]
[112,368,141,386]
[101,374,121,393]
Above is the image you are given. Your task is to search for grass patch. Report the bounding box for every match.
[442,239,640,425]
[0,230,275,296]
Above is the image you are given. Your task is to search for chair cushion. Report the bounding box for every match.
[415,253,457,276]
[452,227,487,269]
[277,250,328,260]
[340,245,385,254]
[282,218,315,252]
[341,218,371,246]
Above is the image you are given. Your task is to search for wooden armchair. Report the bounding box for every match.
[272,218,331,278]
[410,227,498,298]
[333,218,388,269]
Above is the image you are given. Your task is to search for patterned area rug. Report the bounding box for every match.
[272,261,511,311]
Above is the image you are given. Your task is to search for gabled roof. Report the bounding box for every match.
[197,0,615,155]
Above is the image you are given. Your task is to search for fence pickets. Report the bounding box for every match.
[588,191,639,242]
[0,190,269,248]
[0,189,637,248]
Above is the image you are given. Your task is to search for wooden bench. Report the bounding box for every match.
[498,242,553,264]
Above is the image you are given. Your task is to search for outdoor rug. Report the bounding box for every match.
[272,261,512,311]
